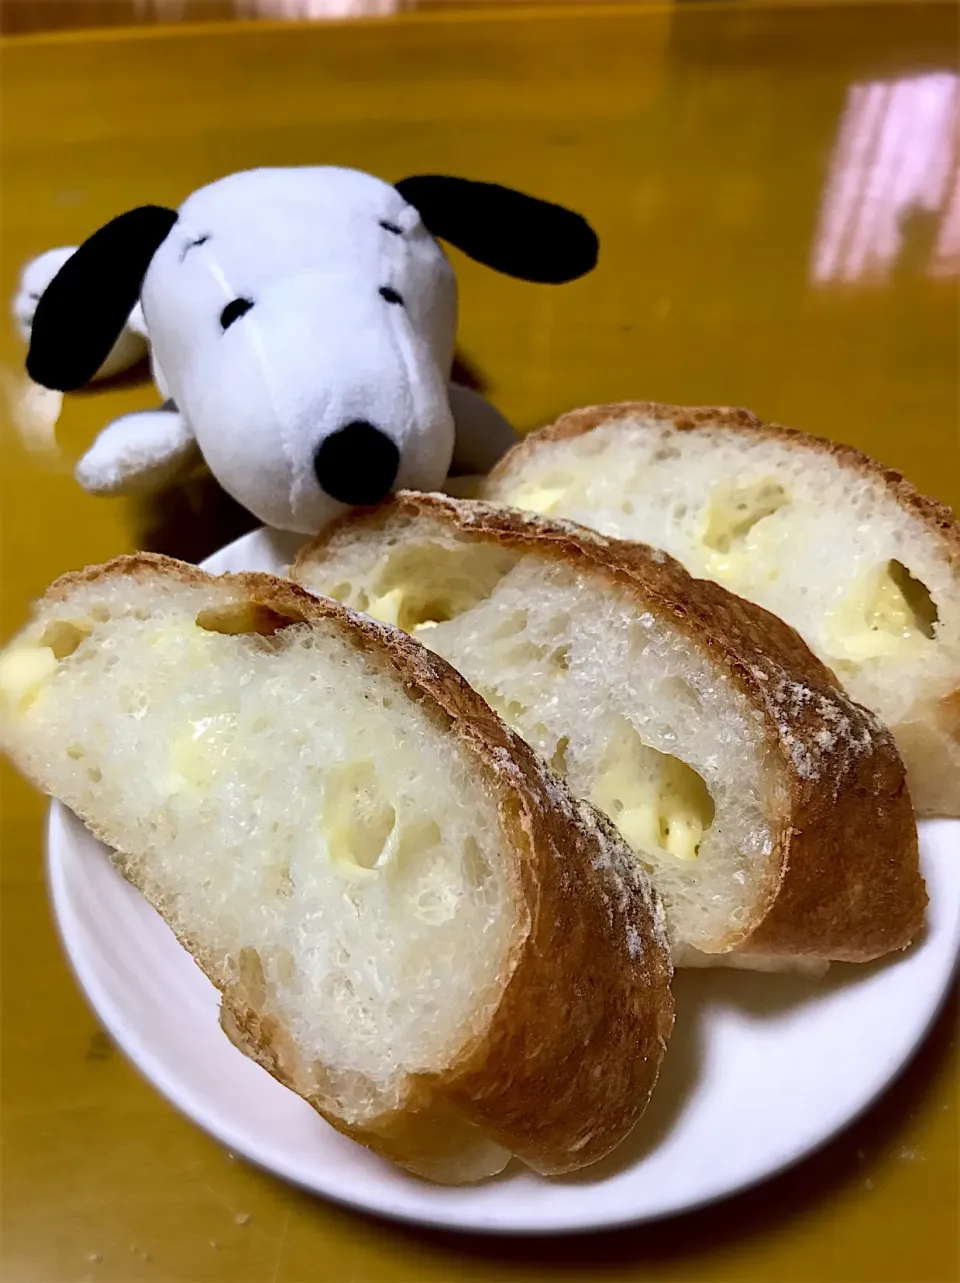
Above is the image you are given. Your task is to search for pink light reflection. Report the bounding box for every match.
[236,0,400,16]
[811,73,959,284]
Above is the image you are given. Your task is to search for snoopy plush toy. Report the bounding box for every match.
[24,166,598,535]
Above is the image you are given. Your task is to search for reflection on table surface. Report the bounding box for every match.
[2,0,614,37]
[1,3,957,1283]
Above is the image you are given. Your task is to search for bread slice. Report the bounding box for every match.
[0,553,673,1183]
[480,403,960,817]
[293,493,926,968]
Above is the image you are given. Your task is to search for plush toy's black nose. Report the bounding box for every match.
[313,421,400,506]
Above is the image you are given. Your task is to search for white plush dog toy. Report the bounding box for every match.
[24,166,598,534]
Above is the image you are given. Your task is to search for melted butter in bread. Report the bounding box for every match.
[366,587,439,634]
[366,588,406,628]
[322,760,396,881]
[592,725,715,862]
[148,621,222,665]
[166,712,239,794]
[503,482,569,516]
[0,646,58,712]
[0,619,92,714]
[358,542,517,634]
[824,561,938,663]
[700,479,789,584]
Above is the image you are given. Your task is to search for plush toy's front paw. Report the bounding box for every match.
[76,408,200,496]
[13,249,75,344]
[15,248,149,384]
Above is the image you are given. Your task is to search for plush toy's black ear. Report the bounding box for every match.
[395,175,598,284]
[26,205,178,391]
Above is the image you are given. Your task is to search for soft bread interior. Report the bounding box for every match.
[0,575,519,1153]
[300,518,785,956]
[483,412,960,812]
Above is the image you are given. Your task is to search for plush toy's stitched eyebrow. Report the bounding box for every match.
[180,234,210,262]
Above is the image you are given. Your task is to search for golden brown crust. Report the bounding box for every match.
[17,553,675,1179]
[482,402,960,568]
[296,493,927,963]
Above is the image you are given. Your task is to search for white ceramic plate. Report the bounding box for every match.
[46,528,960,1236]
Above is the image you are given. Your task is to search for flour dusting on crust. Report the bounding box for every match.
[745,662,881,788]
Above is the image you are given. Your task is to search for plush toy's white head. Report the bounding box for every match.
[144,168,457,531]
[26,165,598,533]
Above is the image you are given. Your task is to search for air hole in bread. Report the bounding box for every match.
[489,610,528,641]
[825,559,940,663]
[349,540,518,633]
[503,641,547,667]
[323,761,397,875]
[368,813,466,924]
[262,857,293,900]
[276,947,296,985]
[701,479,789,555]
[887,561,938,638]
[119,684,153,719]
[479,686,528,725]
[661,676,701,709]
[39,620,91,659]
[195,602,306,637]
[592,721,715,862]
[550,735,570,775]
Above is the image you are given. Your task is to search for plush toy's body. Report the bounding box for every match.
[24,166,598,535]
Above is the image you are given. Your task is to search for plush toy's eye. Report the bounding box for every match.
[220,297,254,330]
[379,220,403,235]
[379,287,404,306]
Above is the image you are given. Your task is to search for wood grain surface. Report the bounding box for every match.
[0,4,957,1282]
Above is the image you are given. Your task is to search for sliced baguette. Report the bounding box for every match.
[0,554,673,1183]
[294,493,926,966]
[480,403,960,816]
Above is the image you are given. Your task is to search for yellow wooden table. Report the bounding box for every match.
[1,5,958,1281]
